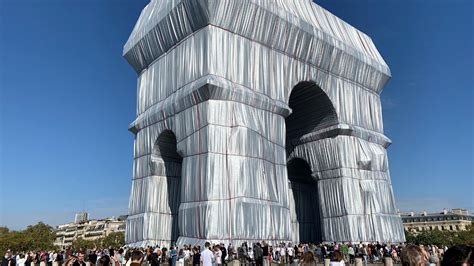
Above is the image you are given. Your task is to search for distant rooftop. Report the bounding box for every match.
[400,208,472,218]
[56,214,128,229]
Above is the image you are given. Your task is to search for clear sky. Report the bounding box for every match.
[0,0,472,230]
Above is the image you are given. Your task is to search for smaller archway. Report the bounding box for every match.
[151,130,183,243]
[287,158,322,243]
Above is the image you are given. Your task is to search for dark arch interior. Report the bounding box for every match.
[285,82,338,156]
[287,158,322,243]
[286,82,336,244]
[153,130,182,243]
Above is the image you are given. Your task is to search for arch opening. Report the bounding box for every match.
[287,158,322,243]
[151,130,182,244]
[285,81,338,156]
[286,81,337,243]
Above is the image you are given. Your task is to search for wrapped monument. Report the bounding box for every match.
[123,0,405,247]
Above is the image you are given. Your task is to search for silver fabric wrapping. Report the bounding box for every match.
[124,0,405,247]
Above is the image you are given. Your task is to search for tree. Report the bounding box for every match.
[404,223,474,246]
[22,222,56,251]
[452,224,474,245]
[0,222,56,253]
[101,232,125,248]
[71,238,98,251]
[0,230,23,253]
[0,227,9,236]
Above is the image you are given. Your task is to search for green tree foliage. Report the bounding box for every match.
[71,238,99,251]
[1,224,126,253]
[405,223,474,246]
[70,232,125,250]
[0,227,9,236]
[101,232,125,248]
[0,222,56,253]
[455,224,474,245]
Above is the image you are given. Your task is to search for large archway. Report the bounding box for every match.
[286,81,338,243]
[151,130,183,244]
[286,81,338,156]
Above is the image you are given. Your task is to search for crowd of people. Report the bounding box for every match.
[2,241,473,266]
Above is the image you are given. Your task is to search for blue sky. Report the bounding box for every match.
[0,0,472,230]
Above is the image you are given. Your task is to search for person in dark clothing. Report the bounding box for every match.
[72,252,86,266]
[262,242,269,258]
[220,244,227,265]
[56,252,64,265]
[25,253,34,266]
[238,245,247,264]
[192,247,201,266]
[130,250,144,266]
[45,253,52,266]
[149,248,161,266]
[2,251,15,266]
[441,245,473,266]
[88,251,98,265]
[97,255,109,266]
[35,253,40,266]
[322,245,328,259]
[253,243,263,266]
[161,248,167,263]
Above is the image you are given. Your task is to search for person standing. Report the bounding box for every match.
[220,244,227,265]
[161,248,167,264]
[201,243,215,266]
[25,253,34,266]
[341,243,349,263]
[72,252,86,266]
[329,251,345,266]
[149,248,161,266]
[177,249,185,266]
[362,245,368,266]
[110,249,120,266]
[169,246,177,266]
[130,250,143,266]
[253,244,263,266]
[117,249,125,266]
[348,245,355,264]
[287,245,294,264]
[88,251,97,266]
[262,242,269,263]
[280,244,287,264]
[192,247,200,266]
[214,245,222,266]
[248,247,254,264]
[16,254,26,266]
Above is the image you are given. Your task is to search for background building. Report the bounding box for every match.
[401,208,473,233]
[54,213,127,249]
[74,212,88,224]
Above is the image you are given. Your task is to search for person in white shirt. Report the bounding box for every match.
[287,245,294,263]
[16,254,26,266]
[201,242,215,266]
[183,246,191,262]
[213,246,222,265]
[280,244,286,264]
[247,248,254,262]
[273,246,280,262]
